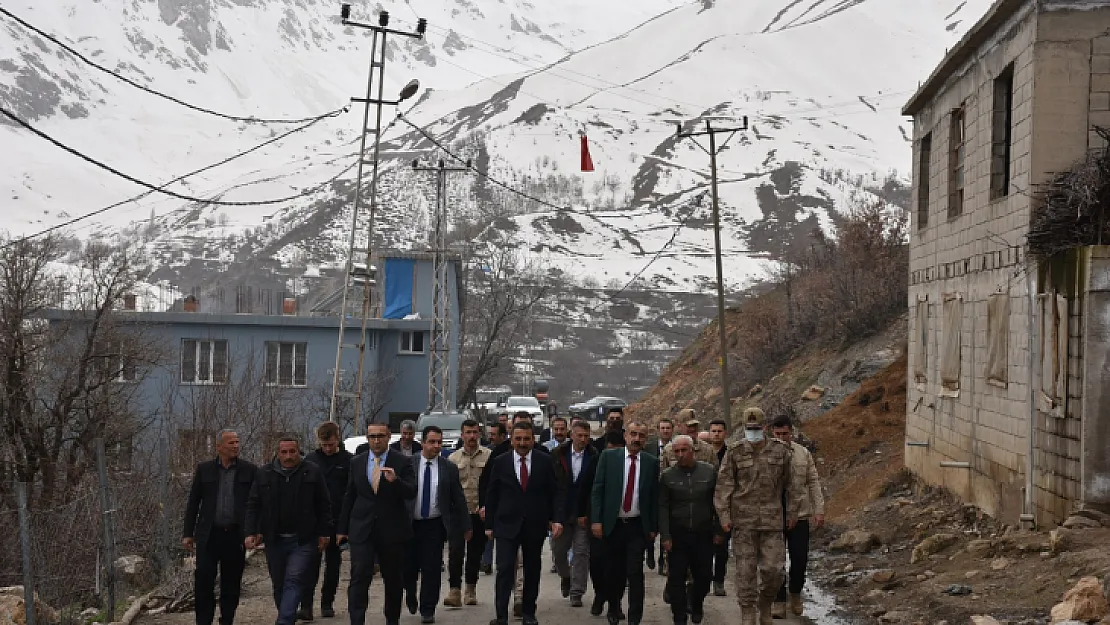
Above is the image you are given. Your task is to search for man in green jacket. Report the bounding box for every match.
[590,421,659,625]
[659,435,719,625]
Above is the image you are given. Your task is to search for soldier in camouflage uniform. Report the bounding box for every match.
[713,407,801,625]
[660,411,718,471]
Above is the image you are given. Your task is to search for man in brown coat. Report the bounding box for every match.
[713,408,801,625]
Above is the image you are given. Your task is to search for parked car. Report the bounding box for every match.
[568,396,628,422]
[416,410,471,457]
[501,395,546,430]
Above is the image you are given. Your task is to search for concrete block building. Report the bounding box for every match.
[903,0,1110,526]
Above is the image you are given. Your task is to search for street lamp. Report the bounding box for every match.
[399,79,420,102]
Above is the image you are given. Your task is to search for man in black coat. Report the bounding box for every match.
[300,422,353,619]
[338,422,418,625]
[182,429,257,625]
[551,420,598,606]
[592,408,625,452]
[244,438,333,625]
[403,426,472,623]
[484,422,566,625]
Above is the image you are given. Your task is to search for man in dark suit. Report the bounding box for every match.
[403,425,471,624]
[183,429,257,625]
[338,422,418,625]
[390,419,423,457]
[243,437,333,625]
[644,417,674,575]
[484,422,566,625]
[551,420,597,607]
[591,421,660,625]
[300,422,353,620]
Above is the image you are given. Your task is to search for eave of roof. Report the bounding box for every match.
[902,0,1028,117]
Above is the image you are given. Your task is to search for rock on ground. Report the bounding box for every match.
[1050,576,1110,623]
[911,533,959,564]
[0,586,58,625]
[830,529,880,554]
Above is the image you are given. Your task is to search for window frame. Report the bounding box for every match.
[265,341,309,387]
[917,132,932,230]
[948,106,967,219]
[399,330,427,355]
[990,64,1015,200]
[181,338,229,385]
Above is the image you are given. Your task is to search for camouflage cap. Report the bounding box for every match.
[740,406,766,428]
[677,408,698,426]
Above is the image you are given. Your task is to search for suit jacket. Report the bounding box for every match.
[644,438,671,462]
[389,440,423,455]
[338,450,418,544]
[407,454,472,538]
[590,448,659,539]
[183,458,258,547]
[477,436,549,509]
[485,449,565,540]
[551,442,596,521]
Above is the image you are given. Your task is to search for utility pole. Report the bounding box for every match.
[328,4,426,434]
[413,158,472,413]
[677,118,749,422]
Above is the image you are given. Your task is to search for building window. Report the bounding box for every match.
[913,298,929,384]
[1039,293,1068,410]
[990,65,1014,199]
[266,342,308,387]
[940,293,962,395]
[399,331,426,354]
[105,340,137,383]
[917,133,932,230]
[986,293,1010,386]
[948,107,966,219]
[182,339,228,384]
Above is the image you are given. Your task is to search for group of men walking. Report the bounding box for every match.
[181,404,824,625]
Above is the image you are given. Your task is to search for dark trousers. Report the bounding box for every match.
[302,535,341,610]
[713,533,730,583]
[589,535,606,598]
[404,519,448,617]
[448,514,487,587]
[348,536,405,625]
[775,520,811,600]
[603,517,647,623]
[194,527,246,625]
[666,527,713,621]
[494,532,544,619]
[264,536,317,625]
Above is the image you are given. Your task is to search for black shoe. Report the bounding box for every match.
[420,616,435,624]
[690,610,703,624]
[663,586,671,604]
[674,620,688,625]
[561,577,571,598]
[406,593,418,615]
[481,563,493,576]
[590,596,605,616]
[607,616,619,625]
[296,609,314,622]
[320,603,335,618]
[523,617,539,625]
[489,620,507,625]
[569,597,583,607]
[614,609,626,620]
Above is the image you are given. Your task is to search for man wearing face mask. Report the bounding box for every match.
[713,408,800,625]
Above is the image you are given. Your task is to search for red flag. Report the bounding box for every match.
[581,135,595,172]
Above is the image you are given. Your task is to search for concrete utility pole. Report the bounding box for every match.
[328,4,425,433]
[677,118,749,422]
[413,158,472,413]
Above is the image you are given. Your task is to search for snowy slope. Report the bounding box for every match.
[0,0,993,294]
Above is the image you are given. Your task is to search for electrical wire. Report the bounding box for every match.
[0,103,355,215]
[0,6,348,124]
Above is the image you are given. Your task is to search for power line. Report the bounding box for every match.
[0,104,357,214]
[0,6,348,124]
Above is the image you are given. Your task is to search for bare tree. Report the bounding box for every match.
[457,246,550,408]
[308,367,399,437]
[0,235,167,508]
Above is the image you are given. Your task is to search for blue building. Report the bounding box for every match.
[43,252,461,462]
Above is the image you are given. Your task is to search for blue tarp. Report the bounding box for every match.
[383,258,415,319]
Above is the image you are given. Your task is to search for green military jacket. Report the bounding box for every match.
[713,437,801,532]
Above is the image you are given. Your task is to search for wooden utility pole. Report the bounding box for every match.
[95,438,118,622]
[677,118,749,422]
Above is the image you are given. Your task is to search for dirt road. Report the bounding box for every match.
[141,542,814,625]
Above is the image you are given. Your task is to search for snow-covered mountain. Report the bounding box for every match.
[3,0,988,292]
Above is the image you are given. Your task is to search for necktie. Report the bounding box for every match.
[420,460,432,519]
[519,456,529,491]
[623,454,637,513]
[371,456,382,493]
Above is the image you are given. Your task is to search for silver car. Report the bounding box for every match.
[416,411,471,456]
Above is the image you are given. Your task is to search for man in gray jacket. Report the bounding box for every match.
[659,435,719,625]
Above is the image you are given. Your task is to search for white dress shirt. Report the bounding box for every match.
[513,450,533,486]
[414,455,441,520]
[571,447,586,481]
[618,449,641,518]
